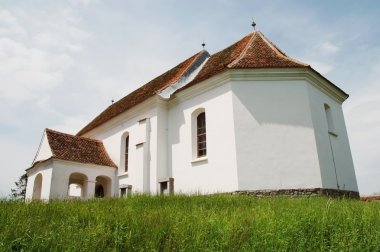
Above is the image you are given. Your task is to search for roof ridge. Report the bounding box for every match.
[227,32,256,68]
[258,31,308,66]
[46,128,101,143]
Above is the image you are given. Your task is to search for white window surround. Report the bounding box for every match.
[191,108,207,161]
[119,131,130,175]
[118,172,129,177]
[191,156,208,163]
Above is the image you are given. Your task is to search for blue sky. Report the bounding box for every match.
[1,0,379,196]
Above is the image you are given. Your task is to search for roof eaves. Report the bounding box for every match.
[307,66,349,98]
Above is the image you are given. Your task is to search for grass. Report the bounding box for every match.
[0,195,379,251]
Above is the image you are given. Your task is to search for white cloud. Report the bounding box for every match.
[320,41,340,54]
[0,9,17,24]
[52,115,88,135]
[0,9,27,37]
[344,61,380,195]
[307,60,334,74]
[0,8,91,105]
[0,37,66,103]
[68,0,100,6]
[0,136,35,198]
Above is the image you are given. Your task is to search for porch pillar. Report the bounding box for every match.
[86,180,96,199]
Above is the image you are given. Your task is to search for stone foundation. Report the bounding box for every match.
[229,188,360,199]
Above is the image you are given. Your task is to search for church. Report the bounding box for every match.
[25,30,359,200]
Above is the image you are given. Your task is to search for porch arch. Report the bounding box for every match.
[32,173,43,200]
[68,173,88,198]
[95,175,112,198]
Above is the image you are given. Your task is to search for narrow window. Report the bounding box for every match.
[125,136,129,172]
[197,112,207,157]
[324,104,336,135]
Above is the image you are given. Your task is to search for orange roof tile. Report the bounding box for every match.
[179,31,308,92]
[77,50,209,136]
[29,129,117,169]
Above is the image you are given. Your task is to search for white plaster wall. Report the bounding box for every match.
[34,132,52,162]
[231,80,322,190]
[83,99,161,194]
[156,106,169,188]
[307,84,358,191]
[25,162,53,200]
[49,159,117,199]
[168,83,238,193]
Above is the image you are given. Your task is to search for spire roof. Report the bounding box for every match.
[181,31,308,91]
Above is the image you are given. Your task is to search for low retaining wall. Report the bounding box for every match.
[229,188,360,199]
[361,195,380,202]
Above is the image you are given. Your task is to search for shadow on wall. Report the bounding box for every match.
[231,81,314,129]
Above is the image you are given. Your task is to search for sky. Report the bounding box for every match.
[0,0,379,197]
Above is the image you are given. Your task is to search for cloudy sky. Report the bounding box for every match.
[0,0,379,197]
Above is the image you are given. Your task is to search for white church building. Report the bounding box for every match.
[25,30,359,200]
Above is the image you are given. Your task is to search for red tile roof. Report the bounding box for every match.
[29,129,117,169]
[77,50,209,136]
[178,31,307,92]
[77,31,347,136]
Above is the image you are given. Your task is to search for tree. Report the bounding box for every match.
[10,173,27,200]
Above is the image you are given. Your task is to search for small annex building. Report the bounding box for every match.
[25,30,359,200]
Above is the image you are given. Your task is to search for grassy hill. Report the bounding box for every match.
[0,195,379,251]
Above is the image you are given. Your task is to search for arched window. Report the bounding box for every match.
[197,112,207,157]
[125,135,129,172]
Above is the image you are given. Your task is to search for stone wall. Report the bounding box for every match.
[228,188,359,199]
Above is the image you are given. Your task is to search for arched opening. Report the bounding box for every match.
[95,176,112,198]
[95,184,104,198]
[69,183,82,197]
[68,173,88,198]
[32,173,43,200]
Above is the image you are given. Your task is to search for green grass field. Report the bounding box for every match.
[0,195,379,251]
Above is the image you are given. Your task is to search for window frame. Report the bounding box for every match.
[191,108,208,162]
[124,135,129,172]
[119,132,130,175]
[196,112,207,158]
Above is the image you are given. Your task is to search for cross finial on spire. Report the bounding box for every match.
[202,40,206,49]
[251,19,256,31]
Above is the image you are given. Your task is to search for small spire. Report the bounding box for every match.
[111,98,114,105]
[202,40,206,49]
[251,19,256,31]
